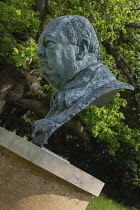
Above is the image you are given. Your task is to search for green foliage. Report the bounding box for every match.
[79,93,140,156]
[0,0,139,207]
[0,0,40,64]
[86,194,136,210]
[79,93,140,189]
[12,38,38,67]
[0,0,39,33]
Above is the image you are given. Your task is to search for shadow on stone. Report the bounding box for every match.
[0,146,91,210]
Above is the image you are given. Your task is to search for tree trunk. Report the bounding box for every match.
[0,68,26,114]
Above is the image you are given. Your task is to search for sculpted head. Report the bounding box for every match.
[36,15,99,89]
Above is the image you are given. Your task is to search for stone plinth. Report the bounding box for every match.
[0,146,91,210]
[0,127,105,210]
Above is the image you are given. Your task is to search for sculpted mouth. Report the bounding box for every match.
[38,59,48,65]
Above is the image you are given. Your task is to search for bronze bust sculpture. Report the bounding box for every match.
[32,15,134,147]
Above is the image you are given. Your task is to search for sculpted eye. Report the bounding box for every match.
[44,40,55,48]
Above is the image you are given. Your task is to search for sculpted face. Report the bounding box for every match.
[36,15,98,89]
[36,21,81,89]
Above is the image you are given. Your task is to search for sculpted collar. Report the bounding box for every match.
[50,61,104,113]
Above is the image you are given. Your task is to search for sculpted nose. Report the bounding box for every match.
[36,45,46,57]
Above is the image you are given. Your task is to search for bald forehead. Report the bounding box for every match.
[39,17,71,45]
[38,15,99,58]
[46,16,71,33]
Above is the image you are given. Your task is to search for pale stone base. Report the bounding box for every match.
[0,127,104,209]
[0,146,90,210]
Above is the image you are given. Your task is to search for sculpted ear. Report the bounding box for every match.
[76,39,89,60]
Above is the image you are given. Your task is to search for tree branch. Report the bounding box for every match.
[16,98,49,118]
[130,8,140,11]
[19,69,43,95]
[35,0,51,42]
[127,29,140,44]
[103,41,140,108]
[34,0,45,19]
[53,0,68,18]
[65,119,90,141]
[125,22,140,29]
[103,41,137,89]
[39,0,50,30]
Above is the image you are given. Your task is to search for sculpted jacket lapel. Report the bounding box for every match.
[47,61,133,120]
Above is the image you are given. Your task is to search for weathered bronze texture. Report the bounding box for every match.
[32,15,134,146]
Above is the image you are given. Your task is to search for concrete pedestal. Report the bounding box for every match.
[0,127,104,210]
